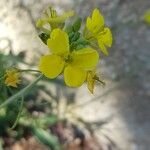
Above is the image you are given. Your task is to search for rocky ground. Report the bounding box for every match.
[0,0,150,150]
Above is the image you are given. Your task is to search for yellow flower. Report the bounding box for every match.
[36,6,74,29]
[86,8,112,55]
[86,71,96,93]
[39,28,99,87]
[86,70,105,94]
[144,10,150,25]
[5,68,21,88]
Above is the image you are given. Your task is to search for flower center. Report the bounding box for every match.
[64,55,73,63]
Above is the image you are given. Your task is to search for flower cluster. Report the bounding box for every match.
[37,7,112,93]
[4,68,21,88]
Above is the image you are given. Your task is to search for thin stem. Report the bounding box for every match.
[20,69,41,73]
[93,76,105,85]
[0,74,43,109]
[11,95,24,129]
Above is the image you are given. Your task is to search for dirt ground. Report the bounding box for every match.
[0,0,150,150]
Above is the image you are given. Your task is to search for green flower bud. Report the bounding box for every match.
[39,33,50,44]
[36,19,44,28]
[71,32,80,42]
[72,18,82,32]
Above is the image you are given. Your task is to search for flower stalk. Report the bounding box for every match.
[0,74,43,109]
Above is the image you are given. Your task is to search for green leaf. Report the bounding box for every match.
[65,25,73,33]
[71,32,80,42]
[38,115,58,126]
[76,38,90,45]
[32,127,61,150]
[76,44,86,50]
[70,41,78,51]
[39,33,50,44]
[72,18,82,32]
[68,32,74,39]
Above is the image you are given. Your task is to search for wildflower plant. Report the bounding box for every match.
[0,6,113,120]
[38,7,112,93]
[0,6,113,149]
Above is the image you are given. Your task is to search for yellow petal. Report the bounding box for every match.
[64,66,86,87]
[86,8,104,34]
[39,55,64,78]
[5,69,21,88]
[86,70,105,93]
[97,27,112,55]
[92,8,104,30]
[59,10,75,21]
[97,41,108,55]
[47,29,69,55]
[5,76,20,87]
[86,71,96,94]
[71,48,99,70]
[86,17,93,31]
[42,11,74,23]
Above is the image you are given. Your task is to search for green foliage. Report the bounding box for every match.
[0,52,60,148]
[72,17,82,32]
[65,18,89,51]
[32,127,61,150]
[37,115,58,127]
[0,53,20,102]
[39,33,50,44]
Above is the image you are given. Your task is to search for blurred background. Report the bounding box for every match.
[0,0,150,150]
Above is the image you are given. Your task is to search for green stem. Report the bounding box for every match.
[0,74,43,109]
[11,95,24,129]
[20,69,40,73]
